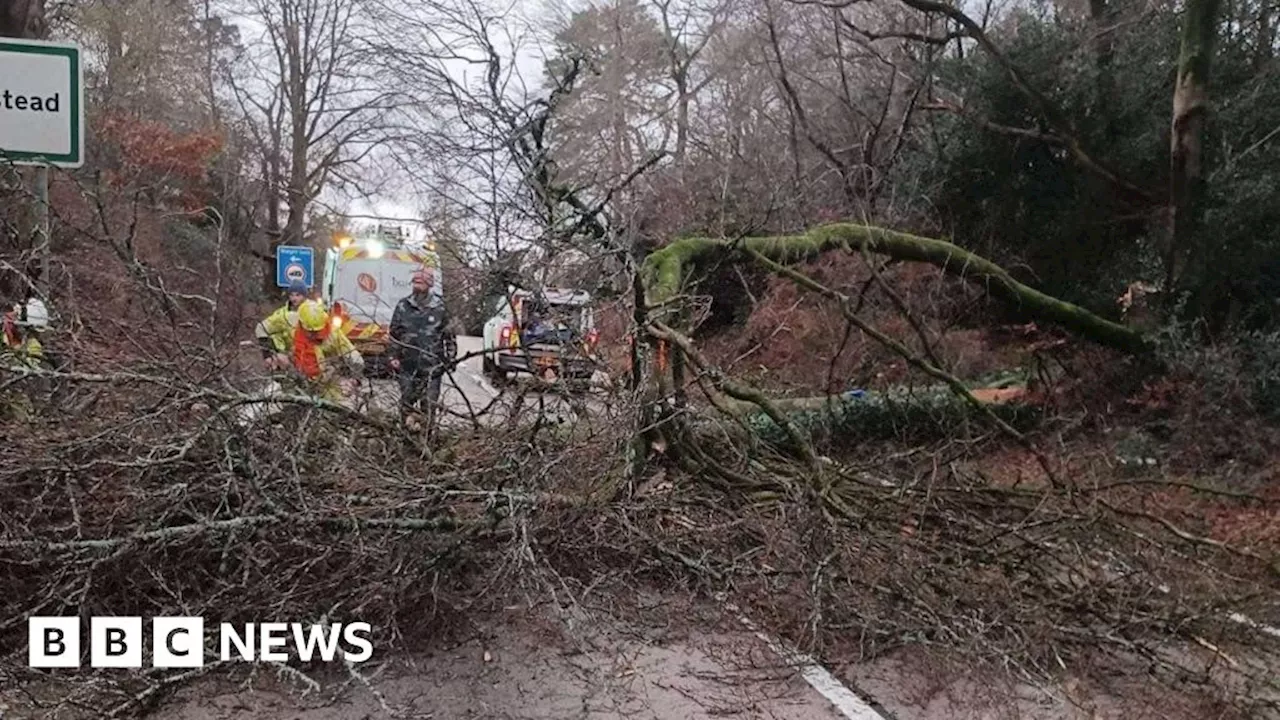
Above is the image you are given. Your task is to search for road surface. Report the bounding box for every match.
[148,609,865,720]
[347,335,505,423]
[237,336,602,428]
[132,598,1199,720]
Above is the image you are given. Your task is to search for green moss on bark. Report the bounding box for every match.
[642,223,1152,356]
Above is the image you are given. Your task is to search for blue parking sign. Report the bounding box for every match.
[276,245,314,288]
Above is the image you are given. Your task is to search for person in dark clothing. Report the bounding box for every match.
[388,269,457,431]
[521,298,574,345]
[521,300,553,345]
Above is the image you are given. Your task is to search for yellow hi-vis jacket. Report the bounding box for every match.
[2,335,43,370]
[254,304,299,354]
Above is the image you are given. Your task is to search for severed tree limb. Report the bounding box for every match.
[3,364,398,432]
[643,223,1153,356]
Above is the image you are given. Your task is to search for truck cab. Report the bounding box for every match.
[482,286,598,384]
[320,225,442,376]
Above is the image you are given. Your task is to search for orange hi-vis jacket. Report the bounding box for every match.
[292,324,363,398]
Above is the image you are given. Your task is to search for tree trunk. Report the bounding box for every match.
[1165,0,1222,291]
[675,89,690,168]
[643,223,1153,356]
[260,142,284,295]
[1257,5,1274,69]
[629,238,663,488]
[672,65,690,168]
[720,383,1038,446]
[1089,0,1115,131]
[284,27,310,248]
[102,13,124,110]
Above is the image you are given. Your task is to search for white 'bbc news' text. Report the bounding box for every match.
[28,617,374,668]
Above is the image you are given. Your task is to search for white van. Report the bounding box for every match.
[481,286,598,383]
[321,229,442,375]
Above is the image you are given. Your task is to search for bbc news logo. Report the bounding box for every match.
[28,617,373,668]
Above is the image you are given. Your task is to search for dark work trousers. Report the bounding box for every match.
[398,362,444,428]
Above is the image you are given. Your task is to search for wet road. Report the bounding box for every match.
[237,336,600,427]
[347,335,503,422]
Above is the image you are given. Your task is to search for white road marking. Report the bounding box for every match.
[719,599,889,720]
[1154,582,1280,641]
[466,370,499,398]
[1227,612,1280,639]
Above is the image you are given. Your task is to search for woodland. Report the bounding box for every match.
[1,0,1279,715]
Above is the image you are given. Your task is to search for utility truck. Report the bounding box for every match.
[321,224,442,376]
[481,286,599,386]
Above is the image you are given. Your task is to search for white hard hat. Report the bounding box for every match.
[20,298,49,329]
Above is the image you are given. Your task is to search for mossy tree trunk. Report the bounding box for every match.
[634,222,1155,468]
[643,223,1152,356]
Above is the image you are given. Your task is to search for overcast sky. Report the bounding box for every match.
[333,0,564,239]
[211,0,565,248]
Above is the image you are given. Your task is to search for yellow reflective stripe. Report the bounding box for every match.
[338,247,441,265]
[342,322,384,339]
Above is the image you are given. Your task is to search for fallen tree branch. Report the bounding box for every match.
[4,364,396,431]
[106,662,227,718]
[0,513,467,553]
[643,223,1153,356]
[1100,499,1275,567]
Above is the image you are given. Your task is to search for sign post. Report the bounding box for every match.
[275,246,315,289]
[2,38,84,294]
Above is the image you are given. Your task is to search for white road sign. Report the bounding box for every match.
[0,38,83,168]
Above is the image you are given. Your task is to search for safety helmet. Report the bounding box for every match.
[18,298,49,330]
[297,300,329,332]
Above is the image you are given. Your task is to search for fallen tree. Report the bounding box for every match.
[3,309,1278,719]
[642,223,1153,356]
[630,221,1158,473]
[726,383,1042,447]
